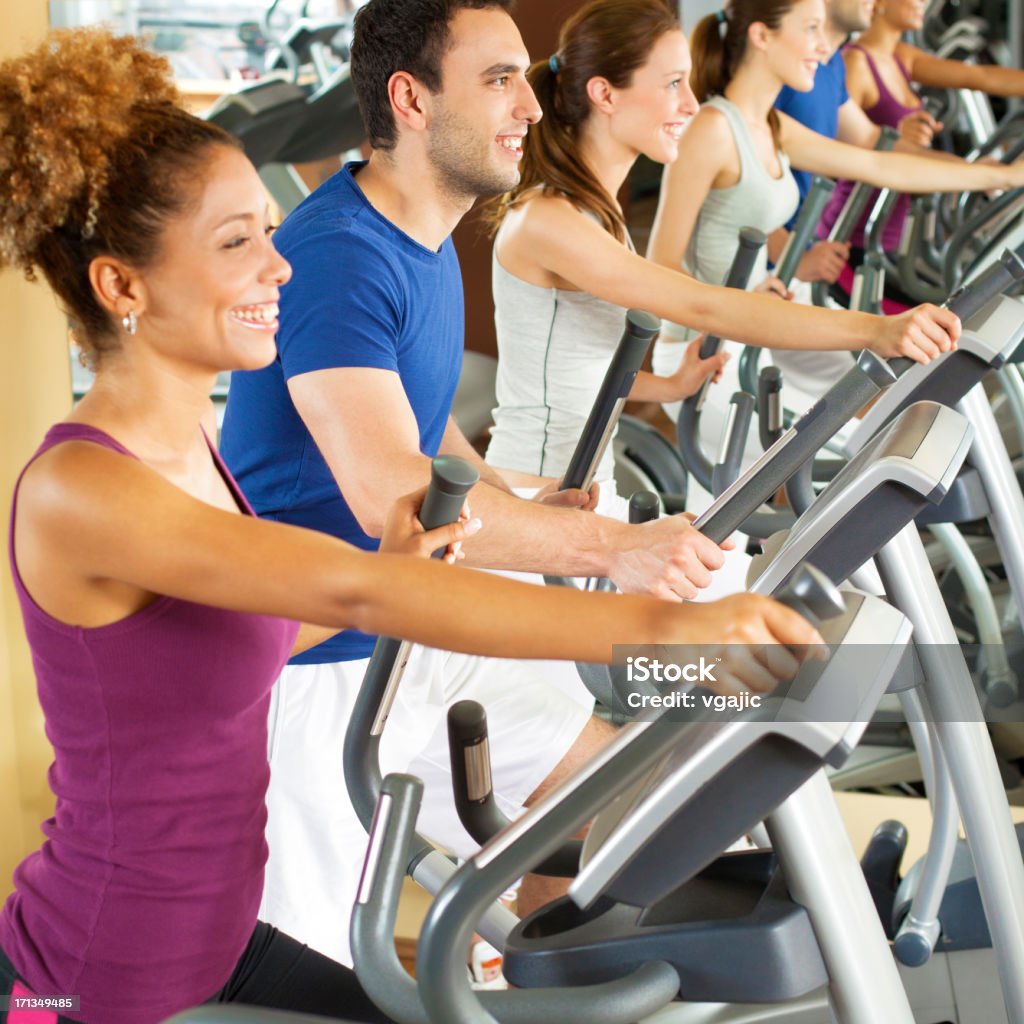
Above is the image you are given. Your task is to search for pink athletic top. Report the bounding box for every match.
[820,43,922,252]
[0,423,300,1023]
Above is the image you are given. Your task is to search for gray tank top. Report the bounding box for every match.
[662,94,800,343]
[486,215,633,483]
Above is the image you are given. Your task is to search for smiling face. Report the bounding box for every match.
[128,144,292,375]
[424,6,541,202]
[603,29,699,165]
[763,0,830,92]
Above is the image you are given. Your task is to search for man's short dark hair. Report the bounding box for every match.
[351,0,514,151]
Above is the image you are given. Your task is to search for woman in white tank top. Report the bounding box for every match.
[484,0,959,525]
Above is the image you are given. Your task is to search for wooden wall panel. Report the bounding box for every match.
[0,7,72,899]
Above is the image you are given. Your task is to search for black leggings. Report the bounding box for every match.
[1,923,395,1023]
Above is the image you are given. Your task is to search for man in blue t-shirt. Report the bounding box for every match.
[221,0,729,967]
[770,0,943,283]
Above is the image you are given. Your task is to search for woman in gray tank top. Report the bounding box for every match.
[484,0,961,521]
[647,0,1024,473]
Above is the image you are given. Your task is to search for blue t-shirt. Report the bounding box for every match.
[774,48,849,227]
[221,162,463,663]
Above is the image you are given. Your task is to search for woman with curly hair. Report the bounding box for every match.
[0,27,823,1024]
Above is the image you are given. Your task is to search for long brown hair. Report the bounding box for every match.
[690,0,801,146]
[490,0,679,243]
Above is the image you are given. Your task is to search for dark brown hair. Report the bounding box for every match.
[490,0,679,243]
[690,0,800,145]
[0,28,239,365]
[351,0,514,151]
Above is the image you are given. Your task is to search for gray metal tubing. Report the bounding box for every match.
[711,391,755,497]
[739,178,836,394]
[928,522,1016,704]
[875,525,1024,1022]
[893,703,960,968]
[896,198,947,304]
[695,353,896,543]
[416,716,687,1024]
[830,129,899,245]
[561,309,661,493]
[352,774,618,1024]
[998,363,1024,454]
[864,190,901,256]
[680,228,767,489]
[958,385,1024,703]
[851,252,885,314]
[776,176,837,287]
[783,457,816,517]
[765,773,916,1024]
[758,366,784,450]
[691,226,767,412]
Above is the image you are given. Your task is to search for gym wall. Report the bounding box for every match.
[0,7,71,901]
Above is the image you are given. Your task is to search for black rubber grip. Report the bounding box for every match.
[628,490,660,523]
[776,176,836,287]
[419,455,479,558]
[447,701,582,877]
[773,563,845,626]
[698,227,768,359]
[947,248,1024,324]
[712,391,756,496]
[758,365,784,450]
[560,309,661,492]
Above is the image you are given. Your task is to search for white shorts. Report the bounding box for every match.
[259,639,593,965]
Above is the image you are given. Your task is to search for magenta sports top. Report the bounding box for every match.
[820,44,922,252]
[0,423,300,1023]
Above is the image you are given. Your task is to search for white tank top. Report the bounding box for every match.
[486,214,634,484]
[662,94,800,343]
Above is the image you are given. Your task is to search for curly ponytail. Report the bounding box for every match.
[0,28,239,364]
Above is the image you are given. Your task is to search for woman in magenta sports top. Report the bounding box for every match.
[0,27,826,1024]
[820,0,1024,308]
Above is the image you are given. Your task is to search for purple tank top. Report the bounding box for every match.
[820,44,921,251]
[0,423,300,1023]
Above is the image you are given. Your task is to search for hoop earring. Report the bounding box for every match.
[122,310,137,336]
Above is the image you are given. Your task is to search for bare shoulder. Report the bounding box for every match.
[16,440,158,538]
[684,104,733,147]
[894,40,923,71]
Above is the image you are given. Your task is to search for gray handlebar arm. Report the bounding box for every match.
[695,350,897,543]
[758,365,784,451]
[738,176,835,389]
[812,128,898,305]
[448,701,583,876]
[354,771,680,1024]
[342,457,518,953]
[417,563,836,1024]
[561,309,661,493]
[343,454,479,831]
[711,391,755,498]
[678,227,766,491]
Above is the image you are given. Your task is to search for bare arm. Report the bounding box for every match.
[286,365,727,597]
[901,41,1024,97]
[779,109,1024,193]
[512,193,958,363]
[438,415,513,494]
[14,441,822,664]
